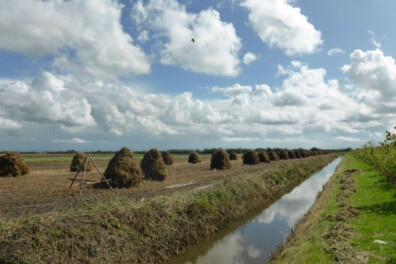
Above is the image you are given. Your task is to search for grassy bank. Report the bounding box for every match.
[271,153,396,264]
[0,155,335,263]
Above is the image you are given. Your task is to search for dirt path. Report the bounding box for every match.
[0,156,323,217]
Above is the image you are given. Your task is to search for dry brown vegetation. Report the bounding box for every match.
[0,154,336,264]
[243,150,259,165]
[0,154,329,217]
[161,151,174,165]
[0,151,29,177]
[188,152,201,163]
[229,151,238,160]
[258,151,271,163]
[104,147,142,188]
[269,151,280,161]
[210,149,232,170]
[70,152,92,172]
[141,148,168,181]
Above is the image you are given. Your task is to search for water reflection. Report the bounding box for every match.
[172,157,342,264]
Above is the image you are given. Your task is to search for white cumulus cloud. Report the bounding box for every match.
[342,49,396,101]
[131,0,242,76]
[1,57,395,148]
[53,138,91,144]
[0,0,150,78]
[243,52,258,65]
[328,48,345,56]
[336,136,361,142]
[0,72,95,129]
[240,0,322,55]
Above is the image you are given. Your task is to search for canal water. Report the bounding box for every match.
[171,156,343,264]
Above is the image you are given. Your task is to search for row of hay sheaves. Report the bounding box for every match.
[0,148,329,188]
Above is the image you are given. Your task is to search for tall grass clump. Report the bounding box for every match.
[188,152,201,164]
[0,151,29,177]
[70,152,92,172]
[141,148,168,181]
[243,150,259,165]
[210,149,232,170]
[104,147,142,188]
[161,151,174,165]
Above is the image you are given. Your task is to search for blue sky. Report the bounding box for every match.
[0,0,395,151]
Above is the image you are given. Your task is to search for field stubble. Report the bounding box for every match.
[0,155,315,217]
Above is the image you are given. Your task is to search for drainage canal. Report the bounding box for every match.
[171,157,343,264]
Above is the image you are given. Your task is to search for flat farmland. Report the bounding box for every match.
[0,153,322,217]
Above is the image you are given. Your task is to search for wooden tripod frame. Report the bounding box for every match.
[69,153,113,195]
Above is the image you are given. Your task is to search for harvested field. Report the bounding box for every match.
[0,154,336,264]
[0,154,327,217]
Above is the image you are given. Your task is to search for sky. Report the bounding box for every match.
[0,0,395,152]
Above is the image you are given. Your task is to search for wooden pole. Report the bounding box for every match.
[88,154,113,191]
[79,156,88,195]
[69,170,81,189]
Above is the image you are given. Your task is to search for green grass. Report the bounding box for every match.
[272,154,396,263]
[348,158,396,263]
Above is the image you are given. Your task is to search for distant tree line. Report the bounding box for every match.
[3,147,353,155]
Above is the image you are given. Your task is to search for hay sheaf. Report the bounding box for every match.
[229,151,238,160]
[141,148,168,181]
[279,150,289,160]
[269,151,280,161]
[70,152,92,172]
[0,151,29,177]
[258,151,271,163]
[243,150,259,165]
[210,149,232,170]
[104,147,142,188]
[294,150,302,159]
[161,151,174,165]
[288,151,296,159]
[188,152,201,164]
